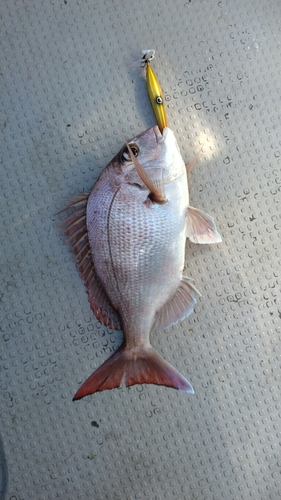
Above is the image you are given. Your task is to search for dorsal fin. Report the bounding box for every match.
[56,193,121,330]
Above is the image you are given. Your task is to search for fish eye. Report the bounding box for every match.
[121,143,139,162]
[155,96,163,105]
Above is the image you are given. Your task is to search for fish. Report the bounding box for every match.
[57,126,221,400]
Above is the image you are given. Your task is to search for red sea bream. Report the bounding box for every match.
[57,126,221,400]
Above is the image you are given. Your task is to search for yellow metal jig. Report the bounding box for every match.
[146,62,167,133]
[140,50,167,133]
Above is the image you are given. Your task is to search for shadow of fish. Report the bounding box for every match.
[57,126,221,400]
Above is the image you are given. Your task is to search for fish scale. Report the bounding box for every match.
[109,188,182,336]
[87,153,187,339]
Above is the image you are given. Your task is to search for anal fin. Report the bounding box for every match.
[153,276,201,332]
[186,206,222,244]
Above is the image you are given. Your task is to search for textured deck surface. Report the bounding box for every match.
[1,1,281,499]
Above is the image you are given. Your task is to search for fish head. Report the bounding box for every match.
[118,126,185,186]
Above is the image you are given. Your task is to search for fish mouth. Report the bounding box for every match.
[153,125,166,143]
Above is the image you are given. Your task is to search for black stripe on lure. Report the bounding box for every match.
[141,49,168,133]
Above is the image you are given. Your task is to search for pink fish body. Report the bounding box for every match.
[57,126,221,400]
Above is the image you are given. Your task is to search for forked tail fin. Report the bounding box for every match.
[73,343,194,400]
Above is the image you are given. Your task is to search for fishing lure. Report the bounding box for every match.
[141,49,168,133]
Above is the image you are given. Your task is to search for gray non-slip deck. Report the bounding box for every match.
[1,1,281,499]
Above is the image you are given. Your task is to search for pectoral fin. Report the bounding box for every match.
[186,145,204,177]
[186,206,222,244]
[126,141,166,203]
